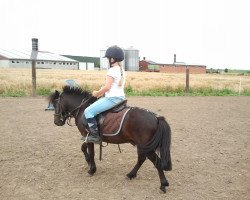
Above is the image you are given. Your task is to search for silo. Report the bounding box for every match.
[100,46,126,70]
[124,46,139,71]
[100,48,108,70]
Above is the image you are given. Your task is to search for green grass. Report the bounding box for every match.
[228,69,250,74]
[0,85,249,97]
[0,91,26,97]
[188,88,236,96]
[37,88,51,96]
[125,86,250,96]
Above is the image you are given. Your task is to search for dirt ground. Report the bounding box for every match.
[0,96,249,200]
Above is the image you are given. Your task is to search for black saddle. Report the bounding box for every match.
[109,100,127,113]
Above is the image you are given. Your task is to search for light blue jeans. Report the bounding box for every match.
[84,96,125,119]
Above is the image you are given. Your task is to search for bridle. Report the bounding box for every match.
[54,95,91,126]
[53,95,69,125]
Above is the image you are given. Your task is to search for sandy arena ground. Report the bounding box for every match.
[0,96,249,200]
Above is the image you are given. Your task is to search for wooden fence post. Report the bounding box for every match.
[185,66,190,94]
[31,38,38,97]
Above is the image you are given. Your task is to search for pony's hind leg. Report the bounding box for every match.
[147,151,169,193]
[127,149,146,179]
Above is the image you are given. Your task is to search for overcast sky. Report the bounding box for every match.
[1,0,250,69]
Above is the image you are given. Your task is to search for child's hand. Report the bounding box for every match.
[92,90,99,97]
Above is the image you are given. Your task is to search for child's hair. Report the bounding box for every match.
[118,62,126,87]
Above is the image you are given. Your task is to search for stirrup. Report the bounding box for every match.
[82,132,101,144]
[86,135,101,144]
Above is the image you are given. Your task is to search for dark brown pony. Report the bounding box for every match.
[49,86,172,193]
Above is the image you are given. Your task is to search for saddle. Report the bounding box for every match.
[97,100,130,136]
[82,100,131,137]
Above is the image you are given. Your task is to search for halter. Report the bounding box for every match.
[53,97,66,121]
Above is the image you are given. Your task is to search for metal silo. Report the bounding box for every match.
[100,48,108,70]
[124,46,139,71]
[100,46,126,70]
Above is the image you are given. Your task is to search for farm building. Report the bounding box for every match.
[139,58,207,74]
[0,48,79,69]
[63,55,100,70]
[139,59,160,72]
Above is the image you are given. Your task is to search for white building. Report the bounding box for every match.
[79,62,95,70]
[0,49,79,69]
[62,55,98,70]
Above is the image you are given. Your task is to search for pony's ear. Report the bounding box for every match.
[47,90,60,103]
[55,90,60,98]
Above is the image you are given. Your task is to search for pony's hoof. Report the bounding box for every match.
[160,185,166,193]
[162,180,169,187]
[86,173,93,177]
[87,168,96,175]
[126,173,137,180]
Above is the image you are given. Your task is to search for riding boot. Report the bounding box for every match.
[86,117,101,144]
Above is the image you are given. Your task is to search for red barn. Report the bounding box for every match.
[139,58,206,74]
[139,60,160,72]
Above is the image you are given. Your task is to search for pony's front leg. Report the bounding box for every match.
[86,143,96,176]
[81,143,90,165]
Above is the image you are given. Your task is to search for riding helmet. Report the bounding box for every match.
[105,45,124,62]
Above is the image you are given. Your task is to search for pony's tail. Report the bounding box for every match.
[138,116,172,171]
[157,117,172,171]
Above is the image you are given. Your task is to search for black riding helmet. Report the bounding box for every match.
[105,45,124,62]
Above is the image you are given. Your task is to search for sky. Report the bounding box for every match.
[0,0,250,70]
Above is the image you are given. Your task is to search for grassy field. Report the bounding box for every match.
[0,68,250,96]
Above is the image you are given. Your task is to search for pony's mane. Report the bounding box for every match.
[62,85,91,98]
[48,85,93,103]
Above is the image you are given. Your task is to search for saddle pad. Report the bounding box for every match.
[100,108,130,136]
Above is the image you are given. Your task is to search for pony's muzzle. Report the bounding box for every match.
[54,121,65,126]
[54,119,65,126]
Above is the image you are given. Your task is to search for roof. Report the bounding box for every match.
[0,48,78,62]
[142,60,158,65]
[63,55,100,67]
[173,62,186,65]
[141,59,206,67]
[125,46,138,51]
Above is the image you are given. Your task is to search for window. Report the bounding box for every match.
[12,61,15,63]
